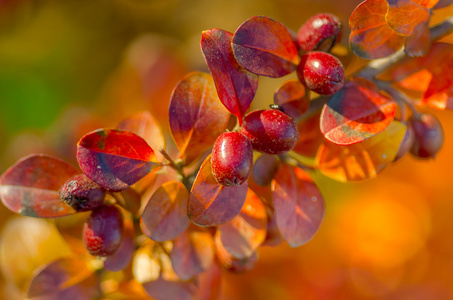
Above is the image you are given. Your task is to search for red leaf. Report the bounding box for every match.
[273,79,309,120]
[77,129,159,192]
[117,110,166,161]
[349,0,405,59]
[201,29,259,123]
[192,261,222,300]
[169,72,231,164]
[404,22,431,57]
[434,0,453,8]
[252,154,280,186]
[385,0,432,36]
[104,216,135,272]
[214,234,258,272]
[140,181,190,242]
[26,258,100,300]
[272,165,325,247]
[320,77,397,145]
[188,155,248,226]
[232,16,299,78]
[142,276,197,300]
[0,154,79,218]
[217,189,267,259]
[261,206,284,247]
[171,229,214,280]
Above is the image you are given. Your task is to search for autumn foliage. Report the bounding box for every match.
[0,1,452,299]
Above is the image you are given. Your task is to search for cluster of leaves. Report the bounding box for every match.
[0,1,452,299]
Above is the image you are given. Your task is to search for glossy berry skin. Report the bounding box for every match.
[409,113,444,159]
[83,204,124,257]
[59,174,106,212]
[240,109,299,155]
[297,13,342,53]
[297,52,344,95]
[211,132,253,186]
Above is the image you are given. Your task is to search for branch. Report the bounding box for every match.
[357,16,453,79]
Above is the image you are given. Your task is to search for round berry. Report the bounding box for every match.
[83,205,124,257]
[409,113,444,159]
[211,132,253,186]
[297,51,344,95]
[394,123,414,162]
[240,109,299,155]
[297,13,342,53]
[59,174,106,212]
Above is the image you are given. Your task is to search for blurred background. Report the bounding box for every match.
[0,0,453,299]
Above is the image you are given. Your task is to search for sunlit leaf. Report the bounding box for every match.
[188,155,248,226]
[169,72,231,164]
[0,217,73,289]
[273,79,309,120]
[201,29,259,123]
[26,258,100,300]
[292,100,325,157]
[218,189,267,259]
[320,77,397,145]
[104,216,135,272]
[0,154,79,217]
[385,0,433,36]
[272,165,325,247]
[192,261,222,300]
[232,16,299,78]
[77,129,159,192]
[171,230,214,280]
[350,0,405,59]
[404,22,431,57]
[117,110,166,161]
[316,121,407,182]
[214,234,258,273]
[140,181,190,241]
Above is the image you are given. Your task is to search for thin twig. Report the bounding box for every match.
[376,80,420,119]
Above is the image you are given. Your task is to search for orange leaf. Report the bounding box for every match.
[188,155,248,226]
[316,120,407,182]
[385,0,433,36]
[350,0,405,59]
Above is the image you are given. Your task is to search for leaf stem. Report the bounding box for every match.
[159,149,185,178]
[376,80,420,119]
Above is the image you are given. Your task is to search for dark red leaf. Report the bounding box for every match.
[188,155,248,226]
[273,79,309,120]
[320,77,397,145]
[434,0,453,8]
[217,189,267,259]
[140,181,190,242]
[349,0,405,59]
[232,16,300,78]
[26,258,100,300]
[169,72,231,164]
[272,165,325,247]
[214,234,258,272]
[252,154,280,186]
[201,29,259,123]
[171,229,214,280]
[0,154,79,217]
[77,129,159,192]
[142,276,197,300]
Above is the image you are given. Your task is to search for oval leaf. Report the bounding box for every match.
[171,230,214,280]
[349,0,405,59]
[140,181,190,242]
[252,154,280,186]
[273,79,309,120]
[214,234,258,273]
[404,22,431,57]
[27,258,100,300]
[188,155,248,226]
[272,165,325,248]
[232,16,299,78]
[385,0,432,36]
[77,128,159,192]
[169,72,231,164]
[201,28,259,123]
[218,189,267,259]
[0,154,79,217]
[320,77,397,145]
[316,120,407,182]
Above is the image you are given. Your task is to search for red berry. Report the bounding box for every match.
[297,52,344,95]
[297,13,342,53]
[211,132,253,186]
[59,174,106,212]
[83,205,124,257]
[409,113,444,159]
[240,109,299,155]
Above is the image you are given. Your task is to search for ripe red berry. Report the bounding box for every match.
[240,109,299,155]
[409,113,444,159]
[211,132,253,186]
[83,205,124,257]
[59,174,106,212]
[297,13,342,53]
[297,52,344,95]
